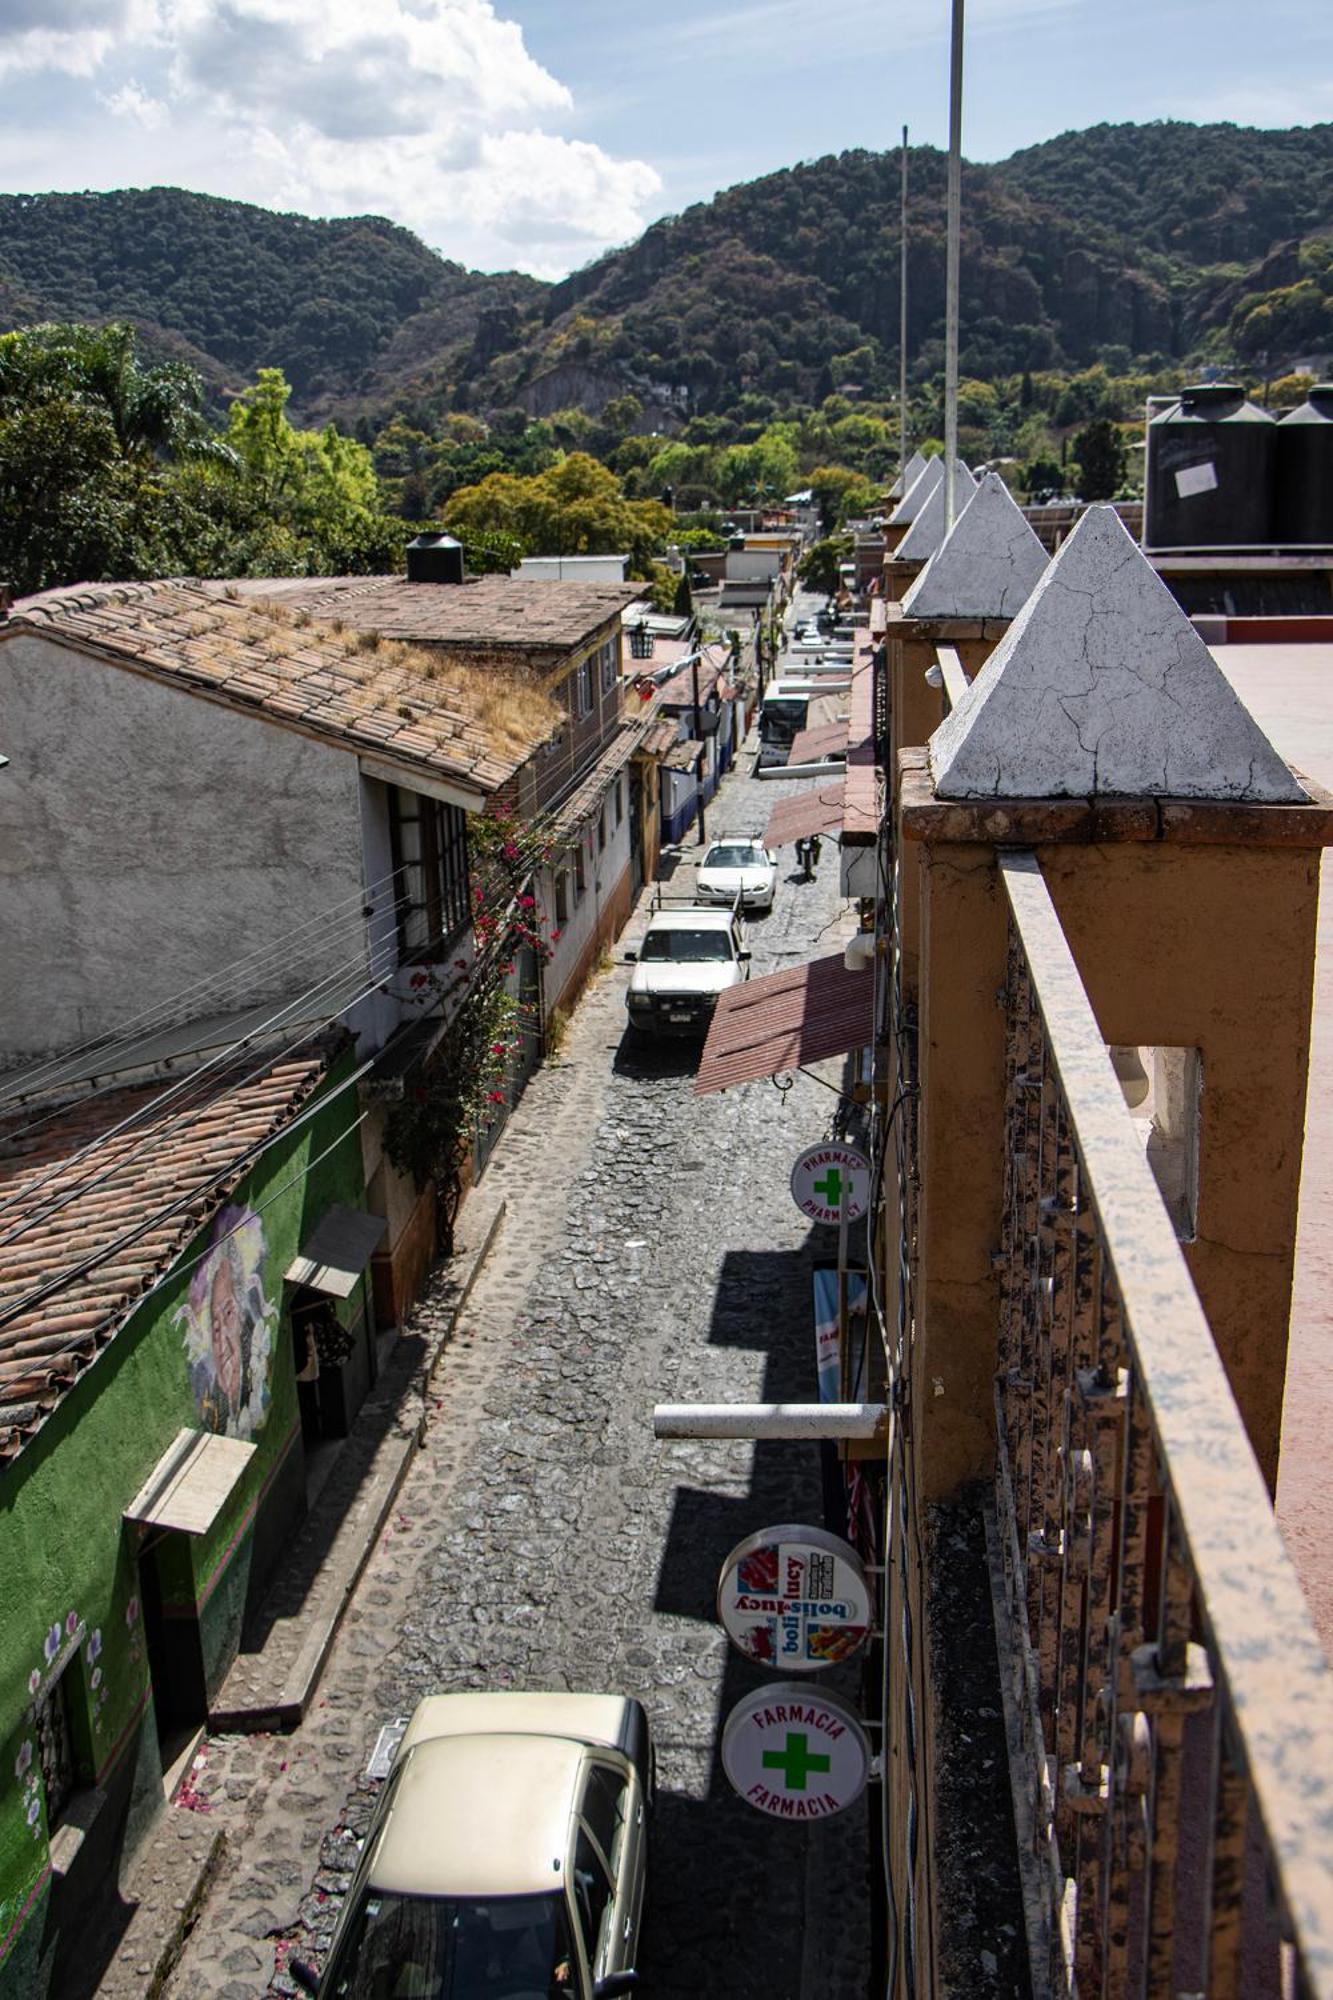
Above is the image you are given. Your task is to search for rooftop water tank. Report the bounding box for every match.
[1275,386,1333,548]
[406,533,465,584]
[1145,384,1275,551]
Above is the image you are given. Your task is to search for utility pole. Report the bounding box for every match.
[899,124,909,481]
[943,0,965,532]
[692,654,708,846]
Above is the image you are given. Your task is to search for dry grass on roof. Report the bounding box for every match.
[219,592,561,759]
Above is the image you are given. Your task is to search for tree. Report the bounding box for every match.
[442,454,672,571]
[798,534,853,599]
[673,572,694,619]
[1073,419,1127,501]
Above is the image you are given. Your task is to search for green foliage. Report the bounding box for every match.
[798,533,853,598]
[1073,419,1128,501]
[442,453,672,568]
[673,572,694,619]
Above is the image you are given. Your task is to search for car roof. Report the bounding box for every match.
[647,907,735,929]
[368,1734,584,1898]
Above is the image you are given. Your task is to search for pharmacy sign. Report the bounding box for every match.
[722,1684,871,1820]
[789,1142,870,1225]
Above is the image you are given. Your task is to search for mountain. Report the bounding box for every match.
[1,122,1330,432]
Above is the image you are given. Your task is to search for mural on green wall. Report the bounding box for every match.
[175,1205,279,1439]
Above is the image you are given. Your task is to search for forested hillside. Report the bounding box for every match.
[1,122,1329,436]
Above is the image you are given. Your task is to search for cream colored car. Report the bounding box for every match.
[292,1693,651,2000]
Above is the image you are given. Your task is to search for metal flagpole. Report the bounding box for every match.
[899,124,909,481]
[943,0,965,532]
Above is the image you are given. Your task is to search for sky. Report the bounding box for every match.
[0,0,1329,281]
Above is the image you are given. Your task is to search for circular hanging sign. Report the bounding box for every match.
[722,1683,871,1820]
[717,1524,873,1672]
[789,1143,870,1225]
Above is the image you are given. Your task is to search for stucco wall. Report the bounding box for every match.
[0,635,366,1064]
[540,776,633,1022]
[0,1060,366,1997]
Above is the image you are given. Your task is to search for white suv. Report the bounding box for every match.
[624,904,750,1038]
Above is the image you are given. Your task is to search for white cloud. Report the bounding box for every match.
[0,0,661,275]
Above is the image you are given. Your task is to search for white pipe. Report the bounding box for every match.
[653,1401,887,1441]
[943,0,965,533]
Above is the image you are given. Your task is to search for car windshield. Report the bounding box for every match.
[703,845,764,869]
[322,1890,575,2000]
[640,928,733,963]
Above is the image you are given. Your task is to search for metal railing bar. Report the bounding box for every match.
[1000,847,1333,1997]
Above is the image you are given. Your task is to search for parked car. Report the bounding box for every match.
[291,1692,651,2000]
[624,901,750,1038]
[696,837,779,913]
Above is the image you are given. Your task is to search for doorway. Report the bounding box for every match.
[137,1531,208,1775]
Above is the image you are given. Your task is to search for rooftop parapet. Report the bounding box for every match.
[929,505,1308,803]
[888,446,930,503]
[901,470,1048,622]
[887,454,944,528]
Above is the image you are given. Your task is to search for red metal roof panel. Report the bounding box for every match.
[695,952,874,1095]
[764,785,846,847]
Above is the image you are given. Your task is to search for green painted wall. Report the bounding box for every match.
[0,1051,366,1992]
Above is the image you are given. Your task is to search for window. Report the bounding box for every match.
[599,636,619,693]
[597,806,606,852]
[571,1827,615,1974]
[554,871,569,925]
[580,1764,629,1875]
[34,1669,78,1830]
[388,788,470,956]
[615,777,624,828]
[574,846,586,900]
[576,658,594,717]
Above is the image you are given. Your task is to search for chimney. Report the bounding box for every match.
[406,534,465,585]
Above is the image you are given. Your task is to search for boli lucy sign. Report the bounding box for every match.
[722,1683,871,1820]
[789,1142,870,1225]
[717,1524,872,1671]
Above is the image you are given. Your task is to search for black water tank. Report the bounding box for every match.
[1145,384,1276,550]
[406,533,465,584]
[1275,386,1333,547]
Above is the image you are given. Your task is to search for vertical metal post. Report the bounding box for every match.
[691,653,707,846]
[899,123,910,482]
[943,0,965,533]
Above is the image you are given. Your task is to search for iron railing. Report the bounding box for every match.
[994,850,1333,1998]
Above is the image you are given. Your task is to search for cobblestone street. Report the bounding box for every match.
[162,733,872,2000]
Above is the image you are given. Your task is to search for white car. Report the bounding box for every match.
[695,837,779,913]
[292,1692,651,2000]
[624,904,750,1037]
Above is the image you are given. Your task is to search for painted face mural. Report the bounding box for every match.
[175,1206,277,1438]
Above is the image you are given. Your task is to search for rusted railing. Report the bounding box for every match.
[994,850,1333,1999]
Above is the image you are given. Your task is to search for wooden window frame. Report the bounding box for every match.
[388,788,471,960]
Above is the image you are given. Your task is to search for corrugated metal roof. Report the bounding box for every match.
[788,720,849,764]
[695,953,874,1095]
[764,785,845,846]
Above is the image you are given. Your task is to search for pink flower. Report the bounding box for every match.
[27,1669,40,1697]
[487,1089,507,1104]
[518,894,535,909]
[409,971,429,989]
[502,842,519,861]
[125,1596,139,1628]
[550,929,562,942]
[66,1611,79,1637]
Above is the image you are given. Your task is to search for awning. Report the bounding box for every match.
[285,1204,387,1297]
[788,721,849,764]
[125,1427,256,1535]
[696,952,875,1095]
[764,785,846,847]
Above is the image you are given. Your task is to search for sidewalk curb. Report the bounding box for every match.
[208,1193,508,1734]
[99,1823,227,2000]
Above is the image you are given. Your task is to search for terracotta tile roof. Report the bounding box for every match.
[0,1046,335,1464]
[788,720,850,764]
[215,575,639,656]
[696,953,874,1095]
[663,738,705,773]
[5,580,555,796]
[657,655,722,706]
[641,719,682,757]
[764,785,846,847]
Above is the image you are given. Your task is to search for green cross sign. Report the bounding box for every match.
[762,1731,831,1793]
[812,1167,844,1207]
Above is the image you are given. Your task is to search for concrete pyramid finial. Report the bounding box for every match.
[901,472,1048,620]
[889,448,929,502]
[929,505,1308,802]
[895,462,978,563]
[888,455,943,527]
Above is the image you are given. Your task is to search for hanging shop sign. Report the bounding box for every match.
[789,1143,870,1225]
[717,1524,873,1671]
[722,1682,871,1820]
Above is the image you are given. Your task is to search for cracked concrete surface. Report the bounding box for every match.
[895,461,979,564]
[901,471,1047,621]
[887,453,944,528]
[929,505,1310,802]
